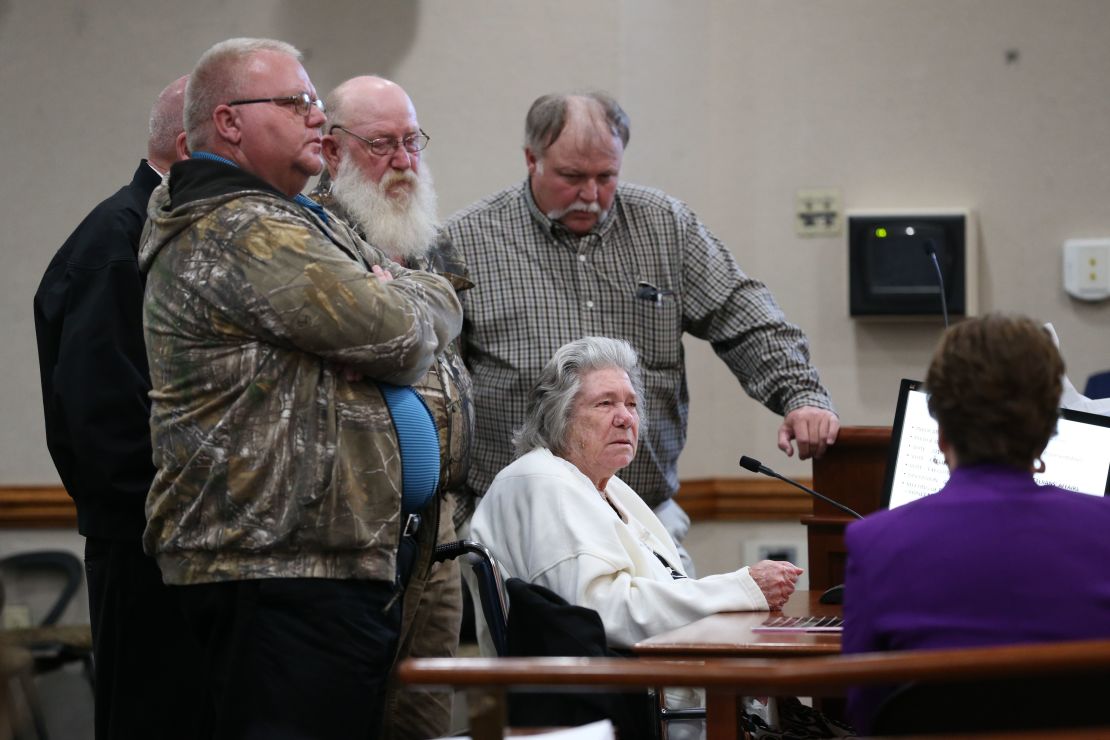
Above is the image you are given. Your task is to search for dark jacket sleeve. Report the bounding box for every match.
[34,176,157,538]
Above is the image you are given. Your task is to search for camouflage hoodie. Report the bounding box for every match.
[310,177,476,526]
[138,159,462,585]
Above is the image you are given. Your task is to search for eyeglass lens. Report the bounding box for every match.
[370,133,428,156]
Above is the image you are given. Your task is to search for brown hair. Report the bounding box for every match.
[925,313,1064,468]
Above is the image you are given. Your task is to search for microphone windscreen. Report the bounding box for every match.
[738,455,762,473]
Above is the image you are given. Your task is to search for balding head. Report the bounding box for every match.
[322,74,425,191]
[322,75,424,189]
[322,75,437,261]
[524,92,630,161]
[324,76,415,137]
[147,75,189,172]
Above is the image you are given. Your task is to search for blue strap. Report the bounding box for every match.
[377,384,440,514]
[293,193,329,225]
[191,151,238,167]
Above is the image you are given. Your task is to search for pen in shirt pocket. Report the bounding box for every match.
[636,280,674,305]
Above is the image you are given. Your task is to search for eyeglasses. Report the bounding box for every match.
[330,125,430,156]
[228,92,325,117]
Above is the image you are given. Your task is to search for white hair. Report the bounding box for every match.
[513,337,645,457]
[329,156,439,261]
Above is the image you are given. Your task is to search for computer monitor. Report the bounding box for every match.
[881,378,1110,509]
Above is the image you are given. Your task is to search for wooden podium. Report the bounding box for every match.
[803,426,891,591]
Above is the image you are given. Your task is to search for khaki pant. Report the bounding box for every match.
[381,493,464,740]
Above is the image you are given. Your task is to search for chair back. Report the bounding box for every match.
[0,548,94,706]
[503,579,658,740]
[432,540,509,657]
[0,550,84,626]
[1084,370,1110,400]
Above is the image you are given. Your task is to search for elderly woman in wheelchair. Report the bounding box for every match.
[470,336,800,652]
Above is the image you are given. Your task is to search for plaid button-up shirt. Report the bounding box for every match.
[440,179,833,509]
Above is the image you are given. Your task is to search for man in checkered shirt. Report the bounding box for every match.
[439,91,838,573]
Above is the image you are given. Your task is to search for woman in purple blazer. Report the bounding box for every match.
[842,313,1110,734]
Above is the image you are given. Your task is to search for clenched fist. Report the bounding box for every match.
[748,560,804,611]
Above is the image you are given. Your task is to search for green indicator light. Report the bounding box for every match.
[875,227,888,238]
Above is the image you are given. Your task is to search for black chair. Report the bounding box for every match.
[434,540,703,739]
[432,539,509,657]
[1084,370,1110,400]
[871,672,1110,735]
[1,571,48,740]
[503,578,662,739]
[0,550,94,689]
[1,643,48,740]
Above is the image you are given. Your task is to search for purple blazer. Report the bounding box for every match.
[842,464,1110,733]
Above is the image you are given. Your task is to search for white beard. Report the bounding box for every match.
[330,157,439,262]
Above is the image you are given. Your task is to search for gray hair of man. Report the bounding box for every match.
[184,37,302,153]
[524,92,631,161]
[512,336,646,458]
[147,74,188,170]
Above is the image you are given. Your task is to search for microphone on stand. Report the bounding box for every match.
[922,240,950,328]
[739,456,863,520]
[738,455,863,605]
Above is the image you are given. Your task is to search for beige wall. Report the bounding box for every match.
[3,0,1108,486]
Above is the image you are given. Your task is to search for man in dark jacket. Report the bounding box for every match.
[33,74,203,740]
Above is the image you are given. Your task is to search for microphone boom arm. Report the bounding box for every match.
[923,241,950,329]
[762,468,863,520]
[739,455,863,520]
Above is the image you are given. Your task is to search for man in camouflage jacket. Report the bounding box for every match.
[139,38,462,738]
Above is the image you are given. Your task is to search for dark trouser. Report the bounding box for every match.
[84,537,206,740]
[176,575,404,740]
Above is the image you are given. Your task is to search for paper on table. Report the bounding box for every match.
[752,615,843,633]
[435,719,616,740]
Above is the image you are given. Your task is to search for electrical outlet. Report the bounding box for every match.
[2,604,32,629]
[757,545,798,563]
[795,188,841,237]
[1063,239,1110,301]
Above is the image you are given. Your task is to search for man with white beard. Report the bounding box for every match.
[312,75,474,740]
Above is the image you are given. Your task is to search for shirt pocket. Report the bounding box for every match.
[627,284,682,370]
